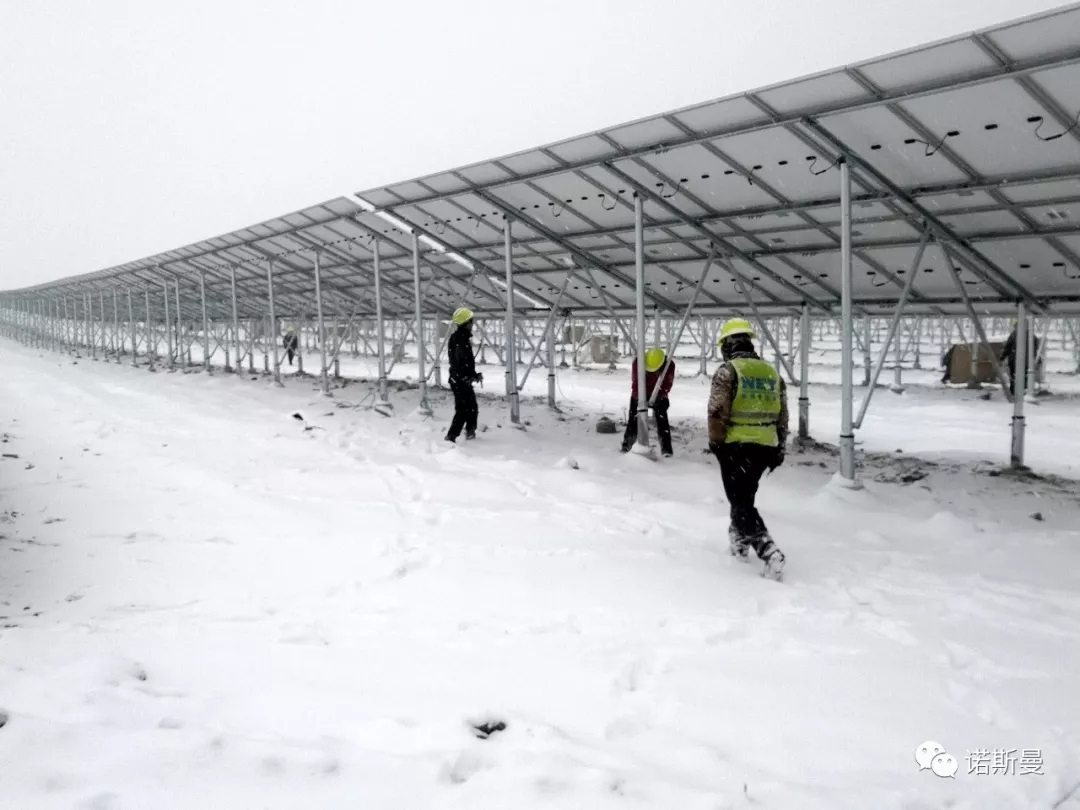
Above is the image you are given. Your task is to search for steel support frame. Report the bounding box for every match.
[838,159,859,485]
[941,244,1013,398]
[1012,302,1028,468]
[313,252,330,396]
[648,252,715,408]
[372,241,392,411]
[633,193,651,453]
[411,233,432,416]
[267,260,282,386]
[200,271,211,371]
[798,303,811,442]
[854,230,931,428]
[504,217,521,425]
[724,259,798,384]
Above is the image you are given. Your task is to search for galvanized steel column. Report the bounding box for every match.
[145,289,155,370]
[1026,316,1037,396]
[162,281,173,369]
[504,217,520,424]
[373,240,391,411]
[967,316,982,390]
[838,159,857,485]
[175,281,185,365]
[128,289,137,366]
[87,293,96,359]
[267,260,282,386]
[112,289,120,362]
[200,271,210,371]
[1011,302,1027,468]
[861,314,871,387]
[313,252,329,395]
[798,303,810,442]
[230,266,241,373]
[634,193,650,450]
[547,317,557,409]
[99,291,106,357]
[411,233,432,415]
[891,316,905,393]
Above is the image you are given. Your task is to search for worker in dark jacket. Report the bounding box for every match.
[283,328,299,366]
[445,307,482,443]
[621,348,675,457]
[707,318,787,581]
[1001,321,1041,396]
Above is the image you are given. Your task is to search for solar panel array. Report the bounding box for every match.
[6,3,1080,322]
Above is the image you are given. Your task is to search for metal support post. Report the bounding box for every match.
[547,317,557,408]
[145,289,155,369]
[267,260,282,386]
[313,252,330,395]
[162,281,173,369]
[1026,317,1037,398]
[175,282,188,366]
[503,217,521,424]
[112,289,120,362]
[967,315,982,390]
[798,303,810,442]
[838,159,859,486]
[891,316,905,393]
[633,193,651,451]
[372,241,392,411]
[411,233,432,415]
[128,289,137,366]
[230,265,241,373]
[87,293,97,360]
[1011,302,1028,468]
[432,316,443,388]
[699,315,708,376]
[913,317,923,369]
[99,291,106,358]
[200,271,211,372]
[861,314,871,387]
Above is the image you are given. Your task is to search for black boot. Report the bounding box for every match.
[758,538,785,581]
[729,527,750,563]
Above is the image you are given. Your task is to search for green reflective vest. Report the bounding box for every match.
[727,357,782,446]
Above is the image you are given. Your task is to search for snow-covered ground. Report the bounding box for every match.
[2,339,1080,809]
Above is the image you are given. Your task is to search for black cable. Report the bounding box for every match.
[1033,110,1080,142]
[902,131,957,157]
[807,155,841,176]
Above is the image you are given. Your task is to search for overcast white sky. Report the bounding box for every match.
[0,0,1069,289]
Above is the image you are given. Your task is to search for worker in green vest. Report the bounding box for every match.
[706,318,787,581]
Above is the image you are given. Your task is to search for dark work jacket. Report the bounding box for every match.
[630,358,675,402]
[283,333,298,352]
[447,328,477,383]
[1002,330,1040,370]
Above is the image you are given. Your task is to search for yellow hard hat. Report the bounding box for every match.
[451,307,473,325]
[644,347,665,373]
[719,318,755,343]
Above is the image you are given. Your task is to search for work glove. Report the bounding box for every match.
[768,446,785,472]
[474,372,483,384]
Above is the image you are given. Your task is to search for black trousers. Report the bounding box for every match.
[447,379,478,440]
[714,443,775,554]
[622,396,673,455]
[286,349,295,366]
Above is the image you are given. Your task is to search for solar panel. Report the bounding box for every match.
[5,2,1080,320]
